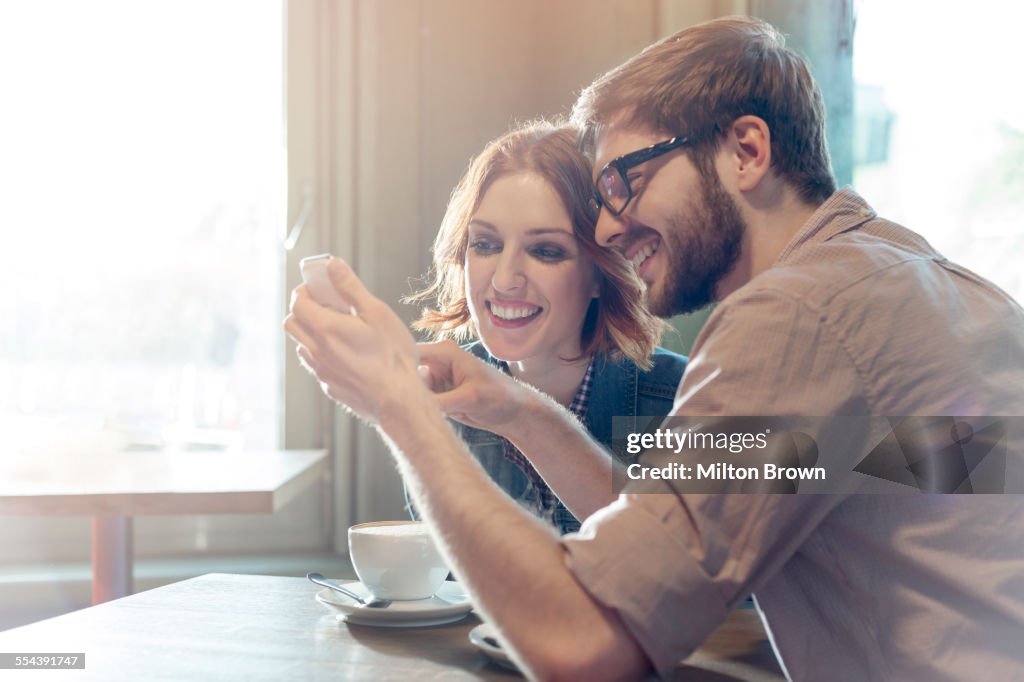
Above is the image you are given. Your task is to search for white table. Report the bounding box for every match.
[0,450,327,604]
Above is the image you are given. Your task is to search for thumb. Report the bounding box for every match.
[417,339,463,366]
[417,363,448,393]
[432,383,476,416]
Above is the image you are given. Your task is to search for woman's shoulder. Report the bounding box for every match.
[636,347,687,395]
[607,346,687,379]
[595,346,686,374]
[592,347,686,401]
[647,346,688,376]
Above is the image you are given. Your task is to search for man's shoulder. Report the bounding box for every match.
[696,212,1024,416]
[712,214,1019,347]
[749,215,942,313]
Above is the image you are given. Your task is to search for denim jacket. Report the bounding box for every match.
[429,342,687,535]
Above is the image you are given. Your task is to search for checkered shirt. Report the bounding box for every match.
[499,356,595,524]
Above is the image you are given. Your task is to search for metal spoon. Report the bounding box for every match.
[306,572,391,608]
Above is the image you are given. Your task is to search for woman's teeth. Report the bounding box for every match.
[631,241,657,269]
[491,304,541,320]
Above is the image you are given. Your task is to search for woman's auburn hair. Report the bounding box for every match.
[404,118,663,369]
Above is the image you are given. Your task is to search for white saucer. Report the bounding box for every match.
[468,622,518,671]
[315,580,472,627]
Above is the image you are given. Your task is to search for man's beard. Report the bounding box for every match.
[646,171,746,318]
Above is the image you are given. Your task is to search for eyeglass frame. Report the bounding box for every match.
[591,134,695,216]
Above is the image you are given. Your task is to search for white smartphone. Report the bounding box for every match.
[300,254,354,313]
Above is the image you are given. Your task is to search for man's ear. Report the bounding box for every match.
[726,115,771,191]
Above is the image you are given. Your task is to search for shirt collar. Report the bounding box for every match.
[774,186,878,265]
[497,355,595,419]
[567,356,596,418]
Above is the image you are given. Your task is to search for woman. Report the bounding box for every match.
[405,120,686,534]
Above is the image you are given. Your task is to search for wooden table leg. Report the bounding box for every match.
[92,514,133,604]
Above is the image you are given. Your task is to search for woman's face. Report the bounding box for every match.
[465,172,599,365]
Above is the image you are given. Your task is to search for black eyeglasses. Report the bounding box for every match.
[592,135,694,216]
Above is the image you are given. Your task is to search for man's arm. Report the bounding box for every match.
[382,385,650,680]
[285,259,650,680]
[419,340,619,520]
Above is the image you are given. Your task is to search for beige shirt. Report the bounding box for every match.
[563,188,1024,680]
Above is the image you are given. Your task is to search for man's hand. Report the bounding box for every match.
[417,339,534,432]
[283,257,424,425]
[284,261,650,682]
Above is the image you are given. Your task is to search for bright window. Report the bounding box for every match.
[0,1,284,455]
[853,0,1024,303]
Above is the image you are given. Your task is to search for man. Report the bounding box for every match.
[286,16,1024,681]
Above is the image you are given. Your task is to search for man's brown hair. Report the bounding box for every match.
[572,16,836,204]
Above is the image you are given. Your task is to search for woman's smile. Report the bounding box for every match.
[486,300,543,328]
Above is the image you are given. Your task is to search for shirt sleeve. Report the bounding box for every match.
[562,286,859,676]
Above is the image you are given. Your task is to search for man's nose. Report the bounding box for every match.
[595,207,627,247]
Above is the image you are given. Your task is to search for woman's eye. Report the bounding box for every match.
[469,239,500,254]
[531,245,567,261]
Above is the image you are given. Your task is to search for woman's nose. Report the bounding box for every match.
[491,252,525,292]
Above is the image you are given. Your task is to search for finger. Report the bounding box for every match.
[289,283,325,318]
[298,347,344,405]
[417,339,464,364]
[283,312,319,354]
[416,358,454,392]
[291,282,356,332]
[326,257,377,315]
[416,364,438,390]
[296,344,320,376]
[289,282,309,309]
[416,341,469,387]
[297,345,338,393]
[289,284,365,346]
[289,285,329,323]
[287,287,328,339]
[432,384,477,416]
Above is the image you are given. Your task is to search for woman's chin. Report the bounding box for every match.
[477,336,533,364]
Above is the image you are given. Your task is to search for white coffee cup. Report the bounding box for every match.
[347,521,448,600]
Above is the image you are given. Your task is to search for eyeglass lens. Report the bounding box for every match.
[598,168,628,213]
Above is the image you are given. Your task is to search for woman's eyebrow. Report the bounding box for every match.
[469,220,573,238]
[525,227,574,237]
[468,219,498,232]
